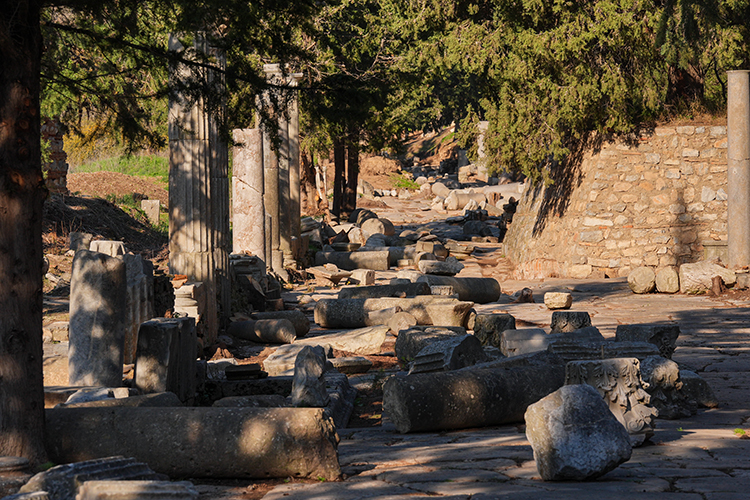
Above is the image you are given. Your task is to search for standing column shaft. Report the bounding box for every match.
[232,129,266,263]
[728,70,750,269]
[289,79,302,259]
[278,108,292,263]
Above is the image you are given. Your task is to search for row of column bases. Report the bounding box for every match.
[168,38,302,343]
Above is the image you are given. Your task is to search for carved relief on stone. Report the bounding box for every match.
[615,324,680,359]
[565,357,658,446]
[640,355,694,419]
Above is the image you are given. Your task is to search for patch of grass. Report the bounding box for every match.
[390,173,419,190]
[734,428,745,436]
[72,154,169,183]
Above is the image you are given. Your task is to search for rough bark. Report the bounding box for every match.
[344,136,359,215]
[332,139,345,219]
[300,148,319,215]
[0,0,48,464]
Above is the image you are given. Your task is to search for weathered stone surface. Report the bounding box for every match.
[425,301,475,328]
[69,231,93,252]
[62,392,183,409]
[628,266,656,294]
[445,191,486,211]
[212,395,289,407]
[383,362,565,433]
[679,369,719,408]
[501,329,549,357]
[315,251,390,271]
[262,345,332,377]
[417,257,464,276]
[566,357,658,446]
[43,321,69,343]
[201,377,294,404]
[45,407,341,480]
[349,269,375,285]
[89,240,126,257]
[69,250,127,387]
[361,217,395,236]
[395,326,467,362]
[549,339,660,363]
[473,313,516,347]
[329,356,373,374]
[525,384,632,481]
[615,324,680,358]
[295,325,389,355]
[364,307,402,326]
[415,240,448,259]
[388,311,418,334]
[227,319,297,344]
[679,261,736,293]
[76,480,198,500]
[655,266,680,293]
[416,275,501,303]
[550,311,591,333]
[314,296,475,328]
[544,292,572,310]
[19,456,167,499]
[408,334,488,374]
[251,310,310,337]
[640,356,693,419]
[338,282,431,300]
[291,346,330,407]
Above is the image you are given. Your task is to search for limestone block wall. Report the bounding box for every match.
[504,124,728,279]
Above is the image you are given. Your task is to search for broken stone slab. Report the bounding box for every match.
[75,480,198,500]
[473,313,516,348]
[425,301,475,328]
[628,266,656,294]
[417,257,464,276]
[383,362,566,433]
[323,372,358,429]
[227,319,297,344]
[314,296,476,328]
[305,265,352,286]
[388,311,417,334]
[501,329,549,357]
[615,324,680,358]
[45,407,341,480]
[525,384,632,481]
[565,357,658,446]
[262,345,333,378]
[291,346,330,407]
[212,395,289,408]
[89,240,126,257]
[349,269,375,285]
[69,231,93,252]
[679,369,719,409]
[679,261,737,293]
[18,456,167,499]
[394,326,467,363]
[550,311,591,333]
[656,266,680,293]
[640,356,693,419]
[415,275,501,303]
[408,335,488,374]
[69,250,128,387]
[315,250,390,271]
[251,311,310,337]
[543,292,572,310]
[548,339,660,363]
[337,282,431,300]
[62,392,183,409]
[295,325,389,355]
[445,191,486,211]
[364,307,402,326]
[415,240,448,259]
[361,217,395,236]
[329,356,373,374]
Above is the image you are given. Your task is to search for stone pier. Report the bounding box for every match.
[168,34,231,343]
[728,70,750,268]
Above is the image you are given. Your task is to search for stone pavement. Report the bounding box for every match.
[262,275,750,500]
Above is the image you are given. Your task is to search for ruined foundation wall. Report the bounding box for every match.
[505,124,728,279]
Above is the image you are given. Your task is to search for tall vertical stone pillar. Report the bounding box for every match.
[728,70,750,269]
[288,78,302,260]
[168,34,230,343]
[232,129,266,263]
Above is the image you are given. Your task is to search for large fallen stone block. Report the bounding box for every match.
[416,275,501,303]
[543,292,572,310]
[69,250,128,387]
[62,392,183,408]
[656,266,680,293]
[640,356,693,419]
[383,362,566,433]
[227,319,297,344]
[394,326,467,362]
[445,191,486,211]
[679,369,719,408]
[615,324,680,358]
[679,261,736,293]
[408,335,488,374]
[566,357,657,446]
[473,313,516,347]
[338,282,431,300]
[45,407,341,480]
[76,480,198,500]
[262,345,333,377]
[628,266,656,294]
[252,310,310,337]
[291,346,330,407]
[550,311,591,333]
[361,217,395,236]
[314,297,475,329]
[425,301,475,327]
[417,257,464,276]
[525,384,632,481]
[501,329,549,357]
[315,250,390,271]
[295,325,389,355]
[549,339,659,363]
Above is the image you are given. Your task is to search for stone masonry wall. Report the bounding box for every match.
[504,124,728,280]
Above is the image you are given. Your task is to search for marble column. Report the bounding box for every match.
[288,79,302,260]
[232,128,266,263]
[168,34,230,343]
[728,70,750,269]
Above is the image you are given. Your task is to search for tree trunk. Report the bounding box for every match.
[300,148,318,215]
[332,139,345,220]
[0,0,48,464]
[344,137,359,214]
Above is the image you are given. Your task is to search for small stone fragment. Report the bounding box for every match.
[544,292,572,310]
[655,266,680,293]
[628,266,656,294]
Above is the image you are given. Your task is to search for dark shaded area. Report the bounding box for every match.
[43,195,167,258]
[531,133,604,236]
